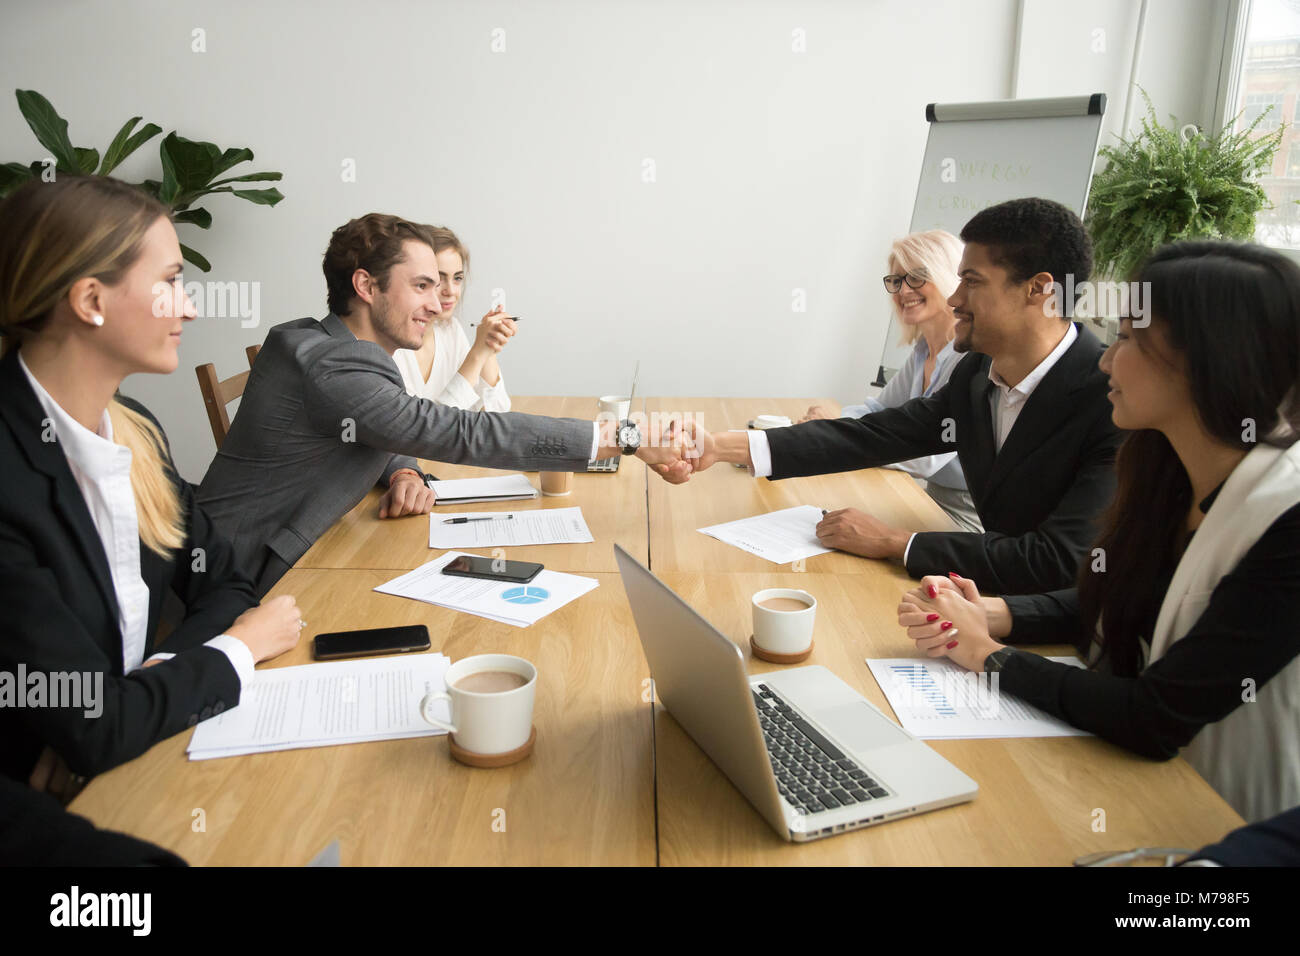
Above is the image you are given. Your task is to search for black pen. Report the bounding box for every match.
[442,515,515,525]
[470,315,521,326]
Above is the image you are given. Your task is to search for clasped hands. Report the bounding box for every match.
[896,573,1006,672]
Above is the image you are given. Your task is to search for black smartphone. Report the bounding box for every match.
[442,555,543,584]
[312,624,431,661]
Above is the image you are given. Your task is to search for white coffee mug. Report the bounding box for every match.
[598,395,632,422]
[420,654,537,755]
[751,588,817,655]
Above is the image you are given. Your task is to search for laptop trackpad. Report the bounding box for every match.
[818,703,910,753]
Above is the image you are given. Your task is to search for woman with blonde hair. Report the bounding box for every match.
[0,176,301,794]
[803,229,980,532]
[391,226,514,411]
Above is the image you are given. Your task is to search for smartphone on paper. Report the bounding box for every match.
[442,555,543,584]
[312,624,431,660]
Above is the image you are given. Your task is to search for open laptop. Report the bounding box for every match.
[614,544,977,842]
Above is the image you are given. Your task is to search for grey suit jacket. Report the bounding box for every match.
[197,314,593,590]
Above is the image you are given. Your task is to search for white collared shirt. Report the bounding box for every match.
[985,322,1077,452]
[18,354,254,686]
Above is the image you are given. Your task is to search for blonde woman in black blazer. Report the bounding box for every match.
[0,176,302,791]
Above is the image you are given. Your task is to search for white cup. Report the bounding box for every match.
[752,414,792,430]
[598,395,632,423]
[751,588,817,655]
[420,654,537,755]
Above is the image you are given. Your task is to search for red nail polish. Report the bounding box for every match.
[940,621,953,631]
[926,613,940,622]
[926,585,937,598]
[948,572,960,580]
[946,640,958,650]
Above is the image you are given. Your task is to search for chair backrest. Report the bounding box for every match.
[195,362,251,448]
[246,343,260,368]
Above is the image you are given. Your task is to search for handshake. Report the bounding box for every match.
[596,414,724,483]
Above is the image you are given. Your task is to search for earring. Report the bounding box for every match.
[90,314,104,327]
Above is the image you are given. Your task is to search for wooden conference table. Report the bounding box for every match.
[72,398,1245,865]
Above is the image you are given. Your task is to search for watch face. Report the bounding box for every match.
[617,423,640,448]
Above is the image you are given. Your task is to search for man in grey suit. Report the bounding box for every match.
[198,213,688,594]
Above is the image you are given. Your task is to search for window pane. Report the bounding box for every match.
[1239,0,1300,247]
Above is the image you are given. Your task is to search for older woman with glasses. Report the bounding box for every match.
[801,229,980,532]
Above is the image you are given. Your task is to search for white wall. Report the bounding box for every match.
[1,0,1219,481]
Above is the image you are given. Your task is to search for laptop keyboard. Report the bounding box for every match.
[587,456,620,473]
[753,684,891,816]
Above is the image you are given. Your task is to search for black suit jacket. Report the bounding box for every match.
[0,774,184,865]
[766,323,1122,594]
[0,348,255,781]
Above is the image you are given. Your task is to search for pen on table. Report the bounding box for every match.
[442,515,516,525]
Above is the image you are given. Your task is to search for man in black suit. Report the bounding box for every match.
[670,198,1122,595]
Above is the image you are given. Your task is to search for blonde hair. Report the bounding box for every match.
[888,230,964,345]
[0,177,185,555]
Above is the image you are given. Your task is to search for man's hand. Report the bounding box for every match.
[380,469,436,518]
[815,508,909,559]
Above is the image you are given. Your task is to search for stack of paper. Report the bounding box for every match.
[375,551,599,627]
[865,656,1091,739]
[429,507,594,549]
[427,474,538,505]
[698,505,832,564]
[187,653,451,760]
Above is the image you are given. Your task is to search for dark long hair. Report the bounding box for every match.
[1078,241,1300,675]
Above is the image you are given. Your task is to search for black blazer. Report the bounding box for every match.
[0,348,256,781]
[766,323,1122,594]
[0,774,184,865]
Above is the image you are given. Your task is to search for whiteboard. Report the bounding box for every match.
[874,94,1106,384]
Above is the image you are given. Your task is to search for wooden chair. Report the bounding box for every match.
[246,344,260,367]
[195,361,250,449]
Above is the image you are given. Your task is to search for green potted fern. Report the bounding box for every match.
[0,89,283,272]
[1085,91,1283,286]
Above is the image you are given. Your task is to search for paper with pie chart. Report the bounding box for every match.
[374,551,599,627]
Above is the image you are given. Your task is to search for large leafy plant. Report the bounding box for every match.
[1085,91,1284,281]
[0,89,283,271]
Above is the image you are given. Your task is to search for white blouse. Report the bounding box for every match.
[392,318,511,412]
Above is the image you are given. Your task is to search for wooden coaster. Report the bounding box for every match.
[749,636,814,664]
[448,727,536,768]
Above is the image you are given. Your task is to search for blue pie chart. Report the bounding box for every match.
[502,586,550,605]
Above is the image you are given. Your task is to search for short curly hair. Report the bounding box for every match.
[322,213,437,316]
[960,198,1093,312]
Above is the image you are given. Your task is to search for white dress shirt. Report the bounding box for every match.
[392,318,511,412]
[18,354,254,686]
[986,323,1077,452]
[747,324,1079,564]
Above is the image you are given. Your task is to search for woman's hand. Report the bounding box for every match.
[471,307,516,356]
[798,405,831,423]
[897,572,1005,671]
[226,594,303,663]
